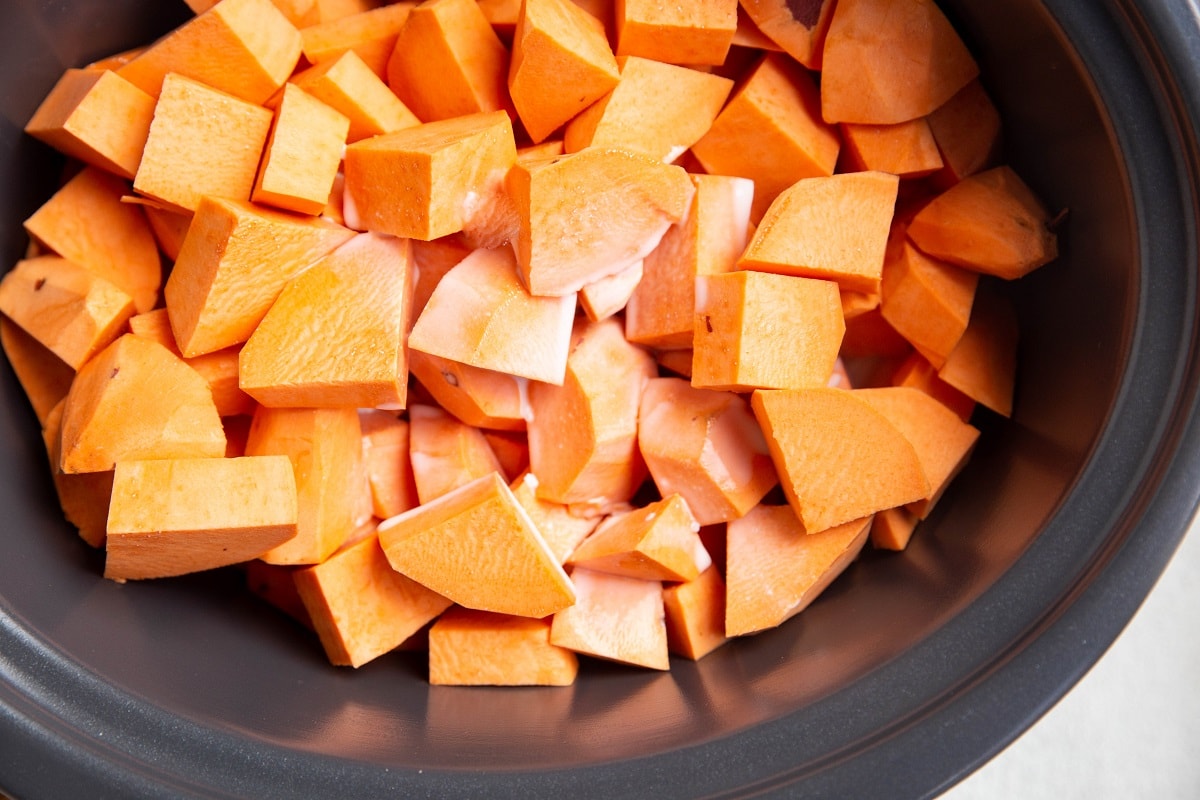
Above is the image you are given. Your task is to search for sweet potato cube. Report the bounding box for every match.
[104,455,299,581]
[291,50,421,143]
[133,74,274,213]
[692,271,844,391]
[429,607,579,686]
[855,386,980,518]
[358,410,419,520]
[840,118,944,179]
[751,387,930,533]
[880,237,979,368]
[613,0,737,66]
[408,351,529,432]
[567,494,711,582]
[484,430,530,482]
[143,206,192,261]
[549,566,668,670]
[301,2,416,78]
[927,79,1003,187]
[738,0,836,68]
[663,565,727,660]
[626,174,752,349]
[890,351,975,422]
[410,234,473,318]
[527,317,656,510]
[24,166,162,313]
[691,53,839,221]
[508,0,621,144]
[253,84,350,216]
[0,256,135,371]
[386,0,513,122]
[638,377,778,525]
[869,505,919,551]
[24,68,156,180]
[509,472,599,564]
[41,400,113,548]
[408,404,505,504]
[937,290,1018,418]
[117,0,303,104]
[408,246,575,384]
[377,472,576,618]
[294,532,452,667]
[906,166,1058,280]
[57,334,226,474]
[239,232,414,409]
[563,56,733,164]
[164,196,354,357]
[820,0,978,125]
[579,260,642,322]
[738,171,900,295]
[507,147,694,296]
[0,317,74,427]
[725,506,870,636]
[245,406,364,565]
[344,111,517,244]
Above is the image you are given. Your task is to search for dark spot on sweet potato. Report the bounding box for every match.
[787,0,825,29]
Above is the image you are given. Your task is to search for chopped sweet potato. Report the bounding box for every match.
[358,410,419,521]
[566,494,711,582]
[737,0,835,68]
[407,350,529,431]
[549,566,668,670]
[663,565,728,660]
[0,317,74,427]
[509,471,600,564]
[429,607,579,686]
[407,404,505,504]
[613,0,737,66]
[41,400,114,548]
[880,236,979,367]
[290,50,421,143]
[252,84,351,216]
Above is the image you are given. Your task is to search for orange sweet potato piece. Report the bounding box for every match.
[937,290,1018,417]
[550,566,667,669]
[0,316,74,427]
[343,110,517,245]
[906,166,1058,279]
[820,0,979,125]
[253,84,351,216]
[410,234,473,318]
[613,0,737,66]
[889,350,975,422]
[377,472,575,618]
[407,404,505,504]
[294,532,452,667]
[104,455,298,581]
[509,471,600,564]
[563,56,733,164]
[508,0,621,144]
[638,377,778,525]
[751,387,930,533]
[880,237,979,367]
[663,565,728,660]
[301,2,416,78]
[579,260,643,322]
[869,505,920,551]
[41,400,113,548]
[164,196,354,357]
[118,0,303,104]
[626,174,752,349]
[567,494,711,582]
[691,53,839,221]
[239,232,414,409]
[290,50,421,143]
[483,430,530,481]
[855,386,980,517]
[142,206,191,262]
[737,0,835,68]
[133,74,274,213]
[508,146,694,296]
[839,307,913,360]
[386,0,513,122]
[244,405,363,564]
[57,334,227,474]
[527,317,656,510]
[725,505,870,636]
[926,79,1003,188]
[24,167,162,313]
[692,270,845,391]
[738,171,900,295]
[24,68,156,180]
[428,607,579,686]
[407,246,575,384]
[358,410,419,520]
[127,308,255,418]
[840,118,944,179]
[407,350,529,431]
[0,256,135,371]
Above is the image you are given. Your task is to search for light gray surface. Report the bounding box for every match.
[945,514,1200,799]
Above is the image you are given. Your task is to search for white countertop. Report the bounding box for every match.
[945,512,1200,799]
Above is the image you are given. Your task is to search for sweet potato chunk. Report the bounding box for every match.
[429,607,579,686]
[567,494,711,582]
